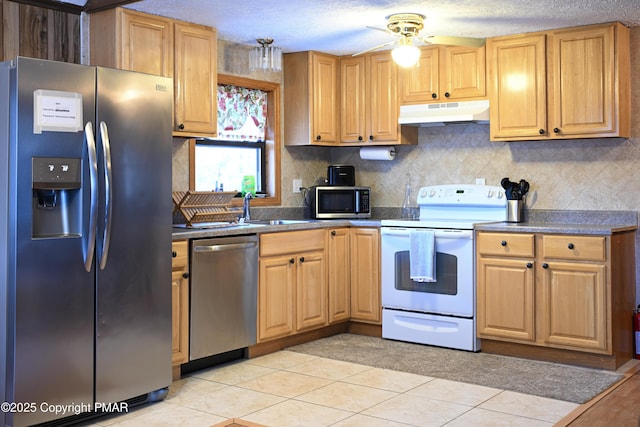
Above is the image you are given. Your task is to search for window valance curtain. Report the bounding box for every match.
[217,84,267,141]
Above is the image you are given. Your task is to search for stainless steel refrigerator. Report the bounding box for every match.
[0,57,173,426]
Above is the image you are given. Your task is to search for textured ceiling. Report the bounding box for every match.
[115,0,640,55]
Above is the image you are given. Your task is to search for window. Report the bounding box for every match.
[190,75,281,206]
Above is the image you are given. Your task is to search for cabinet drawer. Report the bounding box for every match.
[260,229,325,256]
[477,232,535,257]
[542,235,606,261]
[172,240,188,269]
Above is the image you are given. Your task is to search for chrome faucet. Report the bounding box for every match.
[243,192,254,222]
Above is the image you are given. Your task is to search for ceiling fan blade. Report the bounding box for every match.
[422,35,486,47]
[366,25,399,37]
[352,40,396,57]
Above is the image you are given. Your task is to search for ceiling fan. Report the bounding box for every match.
[354,13,486,67]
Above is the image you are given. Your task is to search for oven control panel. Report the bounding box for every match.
[417,184,506,207]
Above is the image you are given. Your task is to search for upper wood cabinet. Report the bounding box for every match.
[283,51,339,146]
[173,22,217,135]
[398,45,486,104]
[339,51,417,146]
[488,22,630,141]
[89,8,217,136]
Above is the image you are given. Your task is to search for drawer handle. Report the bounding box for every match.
[567,243,574,250]
[542,263,549,269]
[172,251,177,258]
[182,272,190,279]
[501,240,507,246]
[526,262,533,268]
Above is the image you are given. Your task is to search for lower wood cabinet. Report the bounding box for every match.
[476,230,635,369]
[171,240,189,367]
[349,228,381,323]
[258,229,327,342]
[327,228,351,323]
[257,227,382,344]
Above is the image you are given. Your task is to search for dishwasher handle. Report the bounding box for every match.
[193,242,257,253]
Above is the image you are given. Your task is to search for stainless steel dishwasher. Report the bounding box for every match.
[190,234,258,360]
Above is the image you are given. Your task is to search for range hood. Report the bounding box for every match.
[398,100,490,126]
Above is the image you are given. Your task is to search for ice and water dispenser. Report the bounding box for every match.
[32,157,82,238]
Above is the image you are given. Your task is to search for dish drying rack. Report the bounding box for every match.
[172,191,242,227]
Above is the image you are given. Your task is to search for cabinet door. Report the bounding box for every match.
[368,52,399,143]
[296,251,328,331]
[171,241,189,366]
[350,228,380,323]
[488,34,547,140]
[327,228,350,323]
[312,52,339,143]
[339,56,367,143]
[541,261,608,352]
[174,22,217,134]
[548,25,615,137]
[398,46,439,104]
[171,270,189,365]
[258,256,295,341]
[441,46,486,100]
[121,10,173,77]
[477,257,535,341]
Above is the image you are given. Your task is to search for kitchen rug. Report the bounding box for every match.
[287,333,623,404]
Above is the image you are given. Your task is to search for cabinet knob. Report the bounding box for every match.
[369,135,374,141]
[316,135,321,141]
[172,251,177,258]
[501,240,507,246]
[178,123,185,130]
[444,92,450,98]
[553,127,560,133]
[299,256,305,263]
[331,230,336,236]
[538,129,545,135]
[289,258,295,264]
[358,136,363,141]
[567,243,574,249]
[182,272,190,279]
[542,263,549,269]
[431,93,437,99]
[526,262,533,268]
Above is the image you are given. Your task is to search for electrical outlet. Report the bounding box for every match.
[475,178,486,185]
[293,179,302,193]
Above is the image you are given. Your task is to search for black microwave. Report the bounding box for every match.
[309,186,371,219]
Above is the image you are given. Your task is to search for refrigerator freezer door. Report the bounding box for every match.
[94,67,173,404]
[5,58,96,427]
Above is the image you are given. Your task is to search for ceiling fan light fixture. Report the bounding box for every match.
[391,38,421,67]
[249,38,282,72]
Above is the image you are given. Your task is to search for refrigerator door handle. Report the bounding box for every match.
[99,121,113,270]
[84,122,98,272]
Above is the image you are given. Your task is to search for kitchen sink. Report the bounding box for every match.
[247,219,319,225]
[172,222,266,230]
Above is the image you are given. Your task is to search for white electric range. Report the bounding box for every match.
[380,184,507,351]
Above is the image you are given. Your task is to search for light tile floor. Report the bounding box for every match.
[86,350,579,427]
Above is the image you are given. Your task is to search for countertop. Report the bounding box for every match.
[172,219,382,240]
[474,221,637,235]
[474,209,638,235]
[172,209,639,240]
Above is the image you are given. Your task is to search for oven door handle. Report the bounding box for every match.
[381,228,474,239]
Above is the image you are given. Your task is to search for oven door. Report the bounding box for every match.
[381,227,474,317]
